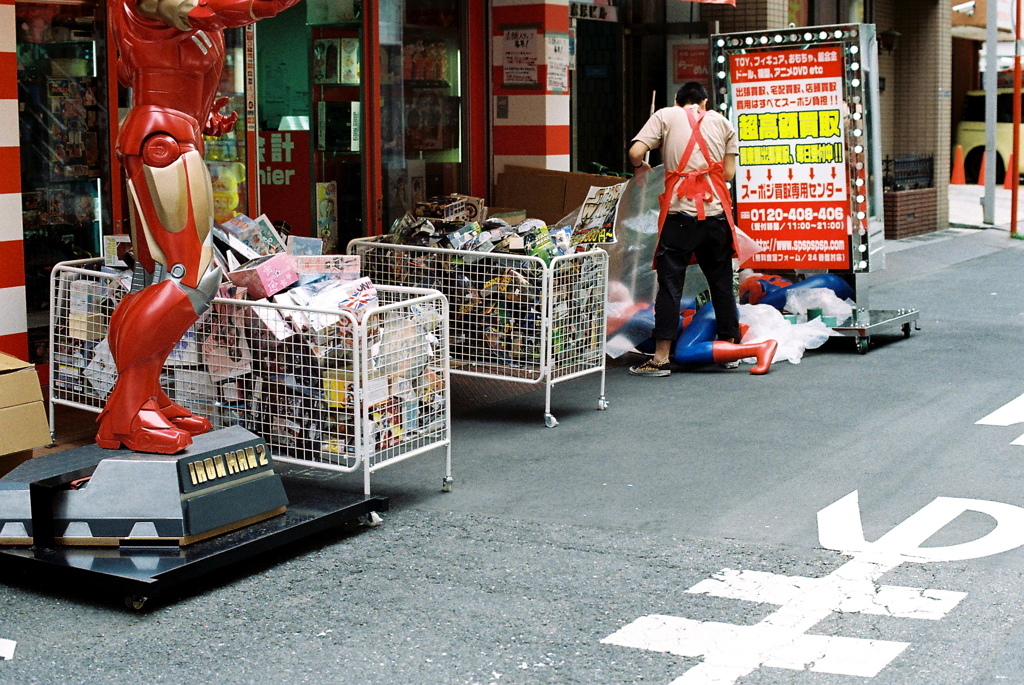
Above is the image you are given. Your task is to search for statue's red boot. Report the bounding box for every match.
[96,398,192,453]
[156,393,212,436]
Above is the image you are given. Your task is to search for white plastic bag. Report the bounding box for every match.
[784,287,854,322]
[739,303,835,365]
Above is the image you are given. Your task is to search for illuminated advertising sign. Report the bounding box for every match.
[731,46,850,269]
[711,25,884,274]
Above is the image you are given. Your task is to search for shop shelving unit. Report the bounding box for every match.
[348,239,608,426]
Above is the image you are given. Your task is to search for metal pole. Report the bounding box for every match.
[984,0,999,225]
[1013,0,1022,236]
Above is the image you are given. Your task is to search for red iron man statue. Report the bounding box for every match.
[99,0,301,453]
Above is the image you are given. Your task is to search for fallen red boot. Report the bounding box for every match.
[711,339,779,375]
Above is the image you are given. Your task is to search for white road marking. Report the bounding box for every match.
[602,491,1024,684]
[977,392,1024,426]
[977,393,1024,443]
[0,638,15,660]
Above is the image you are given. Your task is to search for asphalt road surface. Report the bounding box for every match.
[3,228,1024,685]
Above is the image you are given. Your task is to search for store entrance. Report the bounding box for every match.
[573,18,624,175]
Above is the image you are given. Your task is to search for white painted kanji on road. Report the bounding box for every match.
[602,491,1024,684]
[976,392,1024,445]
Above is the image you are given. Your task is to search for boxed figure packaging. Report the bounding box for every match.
[227,252,300,299]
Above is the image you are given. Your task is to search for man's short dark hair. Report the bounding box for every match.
[675,82,708,106]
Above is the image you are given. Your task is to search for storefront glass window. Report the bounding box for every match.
[309,2,363,251]
[16,0,111,340]
[206,28,251,225]
[381,0,464,231]
[255,7,312,237]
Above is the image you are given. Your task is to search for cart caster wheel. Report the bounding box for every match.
[856,337,869,354]
[597,397,609,411]
[125,595,148,611]
[360,511,384,527]
[902,322,912,338]
[442,477,453,493]
[544,414,559,428]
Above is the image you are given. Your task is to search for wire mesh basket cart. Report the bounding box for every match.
[348,239,608,427]
[47,258,452,496]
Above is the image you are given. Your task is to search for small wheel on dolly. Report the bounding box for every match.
[442,477,453,493]
[360,511,384,527]
[125,594,148,611]
[856,336,869,355]
[545,414,559,428]
[597,397,609,411]
[902,322,912,338]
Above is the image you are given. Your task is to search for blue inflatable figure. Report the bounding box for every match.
[637,296,778,374]
[741,273,854,310]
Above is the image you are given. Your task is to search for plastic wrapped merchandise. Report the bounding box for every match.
[373,311,436,380]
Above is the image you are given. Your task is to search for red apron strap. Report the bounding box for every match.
[656,129,700,234]
[651,107,738,270]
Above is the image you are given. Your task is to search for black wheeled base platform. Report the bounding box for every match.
[832,307,921,354]
[0,463,387,609]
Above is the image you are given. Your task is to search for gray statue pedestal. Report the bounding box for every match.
[0,427,387,608]
[0,426,288,546]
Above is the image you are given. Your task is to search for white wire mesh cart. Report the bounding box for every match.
[47,258,453,496]
[348,239,609,427]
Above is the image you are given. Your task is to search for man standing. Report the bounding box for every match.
[627,81,777,377]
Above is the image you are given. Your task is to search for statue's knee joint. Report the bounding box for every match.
[141,134,182,168]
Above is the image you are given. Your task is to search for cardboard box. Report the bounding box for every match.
[291,254,360,286]
[69,279,106,313]
[0,353,51,461]
[227,252,299,299]
[485,207,528,225]
[415,196,468,222]
[495,165,626,224]
[452,194,486,222]
[68,312,106,341]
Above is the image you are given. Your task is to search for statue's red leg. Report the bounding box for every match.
[97,280,195,452]
[98,140,219,452]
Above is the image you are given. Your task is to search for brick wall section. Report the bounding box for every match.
[883,188,938,239]
[702,0,788,32]
[0,0,26,361]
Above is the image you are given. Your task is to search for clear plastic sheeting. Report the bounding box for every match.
[739,303,835,365]
[604,167,664,358]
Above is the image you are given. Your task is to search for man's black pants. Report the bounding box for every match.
[652,212,741,343]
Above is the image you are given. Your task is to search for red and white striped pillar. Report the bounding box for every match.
[491,0,571,176]
[0,0,26,361]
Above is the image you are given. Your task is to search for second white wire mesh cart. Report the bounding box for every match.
[348,239,609,427]
[47,258,453,496]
